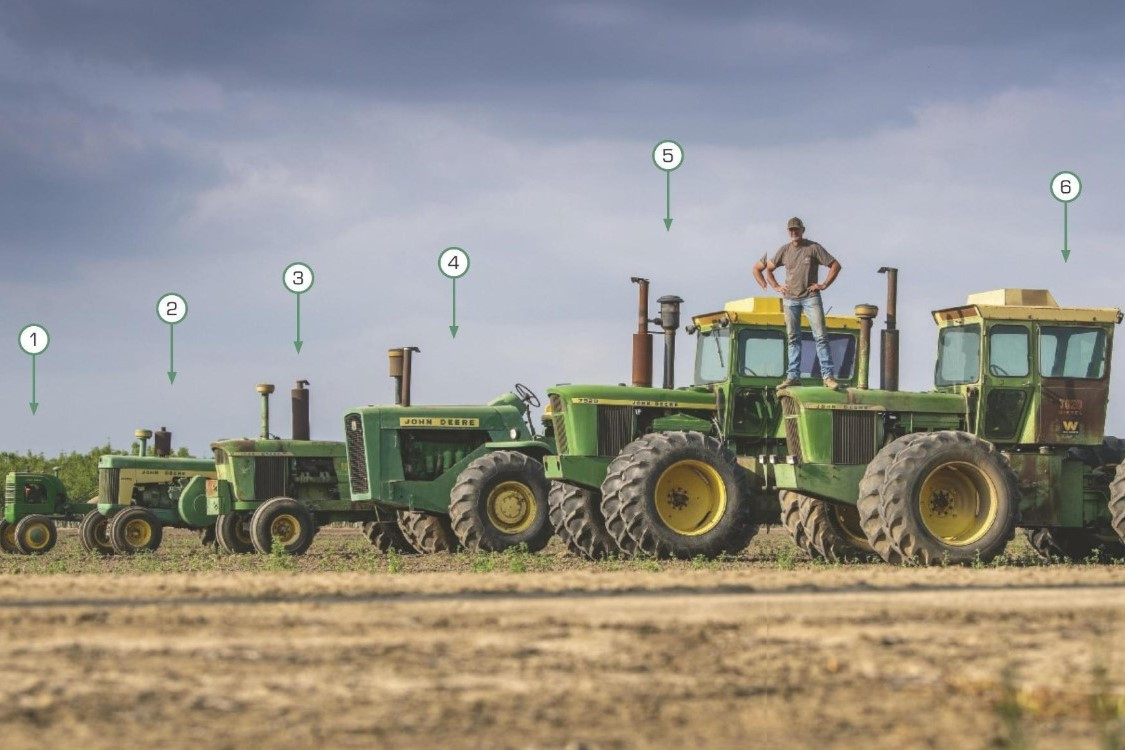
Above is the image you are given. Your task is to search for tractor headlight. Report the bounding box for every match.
[510,428,519,439]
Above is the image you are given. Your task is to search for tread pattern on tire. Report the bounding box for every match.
[548,482,617,560]
[215,513,254,554]
[79,509,115,556]
[779,491,873,562]
[448,451,553,552]
[397,510,461,554]
[857,434,925,564]
[1104,459,1125,548]
[363,507,417,554]
[249,497,315,555]
[1025,526,1125,563]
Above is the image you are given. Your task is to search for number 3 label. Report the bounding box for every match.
[652,140,684,172]
[439,247,470,279]
[156,293,188,325]
[19,324,49,355]
[1051,171,1081,203]
[283,262,315,294]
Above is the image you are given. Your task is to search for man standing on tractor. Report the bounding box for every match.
[764,216,842,389]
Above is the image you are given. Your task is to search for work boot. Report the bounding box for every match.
[778,377,800,389]
[822,376,840,390]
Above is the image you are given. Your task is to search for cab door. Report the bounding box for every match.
[979,324,1032,442]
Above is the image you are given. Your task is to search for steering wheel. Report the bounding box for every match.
[989,364,1011,376]
[514,383,541,408]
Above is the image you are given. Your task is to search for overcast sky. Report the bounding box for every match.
[2,1,1125,455]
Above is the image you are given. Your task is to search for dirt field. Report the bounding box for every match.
[1,528,1124,749]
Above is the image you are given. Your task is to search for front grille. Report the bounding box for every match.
[254,456,288,499]
[549,395,568,454]
[780,396,803,463]
[597,406,633,457]
[99,469,121,504]
[344,413,369,494]
[832,411,878,464]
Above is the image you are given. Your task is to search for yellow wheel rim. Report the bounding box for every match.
[654,460,727,536]
[833,504,869,547]
[123,518,153,548]
[21,522,52,551]
[486,481,537,534]
[2,524,16,550]
[269,514,302,544]
[918,461,998,546]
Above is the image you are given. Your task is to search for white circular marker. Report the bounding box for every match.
[157,293,188,325]
[18,324,49,355]
[283,262,315,294]
[652,140,684,172]
[439,247,470,279]
[1051,171,1081,203]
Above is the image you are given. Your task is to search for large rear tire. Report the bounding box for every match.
[215,512,254,554]
[108,507,162,554]
[449,451,553,552]
[600,431,756,560]
[250,498,316,555]
[15,515,57,555]
[548,482,617,560]
[779,491,873,562]
[363,507,417,554]
[1025,527,1125,563]
[857,434,926,564]
[79,509,115,556]
[878,431,1018,565]
[1103,459,1125,550]
[397,510,460,554]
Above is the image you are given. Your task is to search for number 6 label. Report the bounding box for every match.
[1051,171,1081,203]
[156,293,188,325]
[439,247,470,279]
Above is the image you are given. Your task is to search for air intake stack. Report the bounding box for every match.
[656,295,684,390]
[853,304,879,390]
[135,429,152,457]
[256,383,275,439]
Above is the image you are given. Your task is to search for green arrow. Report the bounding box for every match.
[663,170,673,230]
[449,278,459,338]
[1061,202,1070,262]
[29,354,38,414]
[294,293,304,353]
[167,323,177,384]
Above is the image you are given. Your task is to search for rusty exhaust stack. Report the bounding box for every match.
[656,295,684,389]
[631,277,654,388]
[388,347,421,406]
[256,384,275,439]
[853,305,879,390]
[134,429,152,457]
[154,427,172,457]
[292,380,310,441]
[878,267,899,391]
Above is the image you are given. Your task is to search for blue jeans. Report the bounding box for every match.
[783,293,835,381]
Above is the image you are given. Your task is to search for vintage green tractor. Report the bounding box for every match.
[196,381,412,555]
[770,287,1125,565]
[543,277,867,560]
[343,347,556,553]
[90,428,216,554]
[0,472,86,554]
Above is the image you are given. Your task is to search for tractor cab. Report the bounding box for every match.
[2,472,69,523]
[932,289,1121,447]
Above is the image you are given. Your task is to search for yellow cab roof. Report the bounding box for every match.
[691,296,861,330]
[932,289,1122,325]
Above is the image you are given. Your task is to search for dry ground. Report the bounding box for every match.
[1,528,1123,749]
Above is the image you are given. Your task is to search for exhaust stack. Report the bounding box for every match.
[388,347,421,406]
[878,267,899,391]
[154,427,172,457]
[292,380,310,440]
[853,305,879,390]
[656,295,684,389]
[631,277,653,388]
[135,429,153,457]
[256,384,275,439]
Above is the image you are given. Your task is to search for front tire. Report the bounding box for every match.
[601,431,756,560]
[250,498,315,555]
[397,511,460,554]
[108,507,163,554]
[0,520,19,554]
[449,451,553,552]
[215,513,254,554]
[79,509,115,556]
[15,515,57,555]
[548,482,618,560]
[877,431,1018,565]
[779,491,873,562]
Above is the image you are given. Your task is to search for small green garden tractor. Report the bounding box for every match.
[343,347,556,553]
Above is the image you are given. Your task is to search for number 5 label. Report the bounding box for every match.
[439,247,470,279]
[156,293,188,325]
[652,140,684,172]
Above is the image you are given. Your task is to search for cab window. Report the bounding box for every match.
[1039,326,1107,379]
[694,328,730,384]
[936,324,981,386]
[987,325,1029,378]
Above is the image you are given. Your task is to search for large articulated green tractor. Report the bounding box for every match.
[89,428,216,554]
[543,277,867,560]
[343,347,556,553]
[771,286,1125,565]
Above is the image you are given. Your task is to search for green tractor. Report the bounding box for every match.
[195,381,411,555]
[343,346,556,553]
[89,428,216,554]
[543,277,867,559]
[771,286,1125,565]
[0,472,85,555]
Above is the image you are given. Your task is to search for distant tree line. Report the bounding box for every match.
[0,443,194,501]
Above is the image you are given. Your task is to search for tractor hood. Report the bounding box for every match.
[777,385,967,415]
[547,384,716,411]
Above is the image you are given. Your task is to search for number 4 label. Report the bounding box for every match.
[439,247,470,279]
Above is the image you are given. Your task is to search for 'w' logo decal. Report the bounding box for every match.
[1062,420,1079,432]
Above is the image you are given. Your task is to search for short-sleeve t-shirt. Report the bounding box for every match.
[770,239,836,300]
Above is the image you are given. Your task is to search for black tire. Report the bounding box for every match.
[14,515,57,555]
[878,431,1018,565]
[108,507,163,554]
[0,520,19,554]
[215,512,254,554]
[548,482,618,560]
[1069,436,1125,469]
[198,525,217,547]
[857,434,926,564]
[363,507,417,554]
[249,497,316,555]
[397,510,460,554]
[1025,527,1125,563]
[600,431,756,560]
[79,509,115,556]
[779,491,874,562]
[449,451,553,552]
[1103,458,1125,550]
